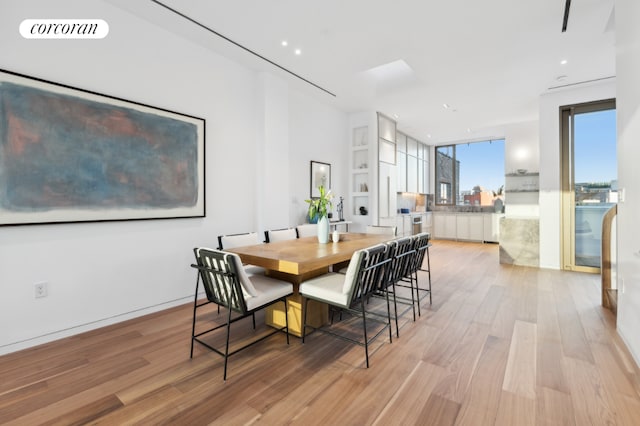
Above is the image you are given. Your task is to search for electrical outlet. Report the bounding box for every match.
[34,282,48,298]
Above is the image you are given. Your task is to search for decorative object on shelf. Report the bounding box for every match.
[310,161,331,198]
[337,196,344,221]
[306,185,333,243]
[359,206,368,215]
[0,68,205,226]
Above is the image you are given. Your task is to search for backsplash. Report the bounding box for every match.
[396,193,430,212]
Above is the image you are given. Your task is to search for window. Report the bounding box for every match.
[435,139,505,206]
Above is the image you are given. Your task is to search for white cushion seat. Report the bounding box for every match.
[299,273,350,308]
[300,249,365,307]
[245,274,293,311]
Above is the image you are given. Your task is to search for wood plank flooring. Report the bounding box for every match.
[1,240,640,425]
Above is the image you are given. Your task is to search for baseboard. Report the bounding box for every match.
[0,294,199,356]
[617,324,640,370]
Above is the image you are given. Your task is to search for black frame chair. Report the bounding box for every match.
[398,233,432,316]
[380,237,417,337]
[300,244,392,368]
[190,248,292,380]
[263,228,297,243]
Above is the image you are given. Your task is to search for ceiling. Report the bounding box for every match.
[112,0,616,144]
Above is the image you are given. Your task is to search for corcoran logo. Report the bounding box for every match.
[19,19,109,39]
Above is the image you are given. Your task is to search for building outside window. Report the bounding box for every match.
[435,139,505,208]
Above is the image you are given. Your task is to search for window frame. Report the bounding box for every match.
[435,139,504,206]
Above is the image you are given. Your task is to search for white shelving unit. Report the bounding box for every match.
[351,126,370,219]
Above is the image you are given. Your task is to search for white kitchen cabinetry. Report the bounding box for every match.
[434,213,457,239]
[422,212,433,235]
[378,113,397,223]
[379,162,397,218]
[396,131,430,195]
[483,213,503,243]
[396,133,407,193]
[406,136,418,193]
[455,214,484,241]
[434,212,502,242]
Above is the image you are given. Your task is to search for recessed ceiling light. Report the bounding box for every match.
[281,40,288,47]
[393,114,399,119]
[294,48,301,55]
[443,103,450,109]
[560,59,568,65]
[426,134,432,139]
[467,128,472,133]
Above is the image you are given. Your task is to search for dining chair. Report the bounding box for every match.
[299,244,392,368]
[217,232,261,250]
[399,232,432,316]
[366,225,398,236]
[295,223,318,238]
[264,227,297,243]
[382,237,417,337]
[190,247,293,380]
[217,231,264,275]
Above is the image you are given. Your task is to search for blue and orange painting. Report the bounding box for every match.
[0,78,203,224]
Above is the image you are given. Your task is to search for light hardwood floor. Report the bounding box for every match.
[2,241,640,425]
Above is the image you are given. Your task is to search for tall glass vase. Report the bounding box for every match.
[317,215,330,243]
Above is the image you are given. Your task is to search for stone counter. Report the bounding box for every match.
[499,218,539,266]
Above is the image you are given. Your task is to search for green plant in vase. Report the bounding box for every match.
[305,185,334,243]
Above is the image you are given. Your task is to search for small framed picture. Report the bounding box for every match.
[310,161,331,198]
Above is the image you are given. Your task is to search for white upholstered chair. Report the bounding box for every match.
[190,248,293,380]
[366,225,397,236]
[217,232,261,250]
[264,228,297,243]
[295,223,318,238]
[217,232,264,275]
[299,244,392,367]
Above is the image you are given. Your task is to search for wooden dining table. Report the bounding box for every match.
[228,232,393,336]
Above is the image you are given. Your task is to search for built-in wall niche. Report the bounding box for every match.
[351,126,370,216]
[353,148,368,170]
[505,171,539,192]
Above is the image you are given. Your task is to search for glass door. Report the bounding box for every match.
[561,99,617,273]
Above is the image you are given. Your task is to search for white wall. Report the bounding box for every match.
[538,81,616,269]
[504,121,540,218]
[0,0,348,354]
[288,89,349,226]
[615,0,640,366]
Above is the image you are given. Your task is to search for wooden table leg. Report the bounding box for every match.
[265,293,328,338]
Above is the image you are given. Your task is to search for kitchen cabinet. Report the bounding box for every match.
[434,212,501,242]
[422,212,433,235]
[455,215,484,241]
[396,133,407,192]
[377,113,397,221]
[396,131,430,194]
[434,213,457,239]
[483,213,503,243]
[407,155,418,193]
[379,161,397,218]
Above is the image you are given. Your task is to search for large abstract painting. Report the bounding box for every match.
[0,69,205,226]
